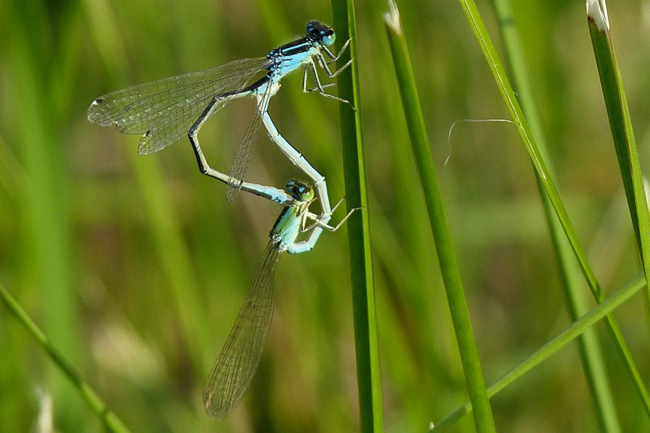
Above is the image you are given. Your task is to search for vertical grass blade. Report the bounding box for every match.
[586,0,650,327]
[490,0,621,430]
[0,283,133,433]
[10,4,82,428]
[454,0,650,415]
[83,0,210,373]
[434,273,646,430]
[383,3,496,432]
[330,1,385,432]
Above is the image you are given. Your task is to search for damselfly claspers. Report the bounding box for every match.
[87,21,353,222]
[203,180,358,418]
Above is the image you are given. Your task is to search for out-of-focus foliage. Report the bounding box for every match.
[1,0,649,431]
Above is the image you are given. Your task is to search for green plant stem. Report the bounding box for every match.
[491,0,621,431]
[11,5,81,428]
[587,7,650,335]
[384,4,496,432]
[331,1,385,432]
[434,272,646,430]
[454,0,650,415]
[83,0,209,373]
[0,283,133,433]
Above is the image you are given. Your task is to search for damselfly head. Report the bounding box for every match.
[285,180,314,202]
[307,21,336,46]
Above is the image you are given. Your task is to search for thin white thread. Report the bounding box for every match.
[445,118,514,167]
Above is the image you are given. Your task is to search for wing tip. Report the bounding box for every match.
[203,392,233,419]
[87,97,111,126]
[137,130,154,155]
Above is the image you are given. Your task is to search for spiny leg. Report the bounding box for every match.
[322,37,352,62]
[303,206,361,233]
[288,207,361,254]
[302,65,335,93]
[305,62,351,106]
[316,53,354,78]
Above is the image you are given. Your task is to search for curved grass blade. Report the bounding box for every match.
[204,241,280,418]
[454,0,650,416]
[587,0,650,336]
[85,0,230,376]
[490,0,622,430]
[0,282,133,433]
[383,3,496,432]
[433,273,645,430]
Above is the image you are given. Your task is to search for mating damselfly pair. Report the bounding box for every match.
[88,21,358,418]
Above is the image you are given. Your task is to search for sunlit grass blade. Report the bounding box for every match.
[0,282,133,433]
[10,9,82,428]
[586,0,650,330]
[83,0,210,373]
[490,0,621,430]
[331,0,385,432]
[383,3,496,432]
[433,272,646,430]
[454,0,650,415]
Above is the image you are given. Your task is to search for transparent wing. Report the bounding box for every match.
[204,241,281,418]
[87,57,271,155]
[225,74,275,203]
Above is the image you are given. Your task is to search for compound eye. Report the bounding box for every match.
[285,180,298,196]
[323,33,336,46]
[301,187,315,201]
[307,21,319,34]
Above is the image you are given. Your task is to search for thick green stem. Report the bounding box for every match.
[331,1,385,432]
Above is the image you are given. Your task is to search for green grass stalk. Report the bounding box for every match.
[10,8,82,428]
[83,0,210,373]
[383,3,496,432]
[434,272,646,430]
[331,0,385,432]
[490,0,621,430]
[586,0,650,333]
[454,0,650,415]
[0,283,133,433]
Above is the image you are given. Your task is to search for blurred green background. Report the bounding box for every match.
[1,0,650,431]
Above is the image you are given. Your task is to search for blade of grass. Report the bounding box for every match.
[83,0,210,373]
[10,5,82,428]
[0,282,133,433]
[433,272,646,430]
[490,0,621,430]
[454,0,650,415]
[330,0,385,432]
[383,3,496,432]
[586,0,650,332]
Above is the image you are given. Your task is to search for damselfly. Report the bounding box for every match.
[203,180,358,418]
[87,21,353,220]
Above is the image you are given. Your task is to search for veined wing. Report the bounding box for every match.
[225,74,276,203]
[87,57,271,155]
[204,241,281,418]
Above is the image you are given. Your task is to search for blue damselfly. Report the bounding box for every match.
[203,180,357,417]
[88,21,352,227]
